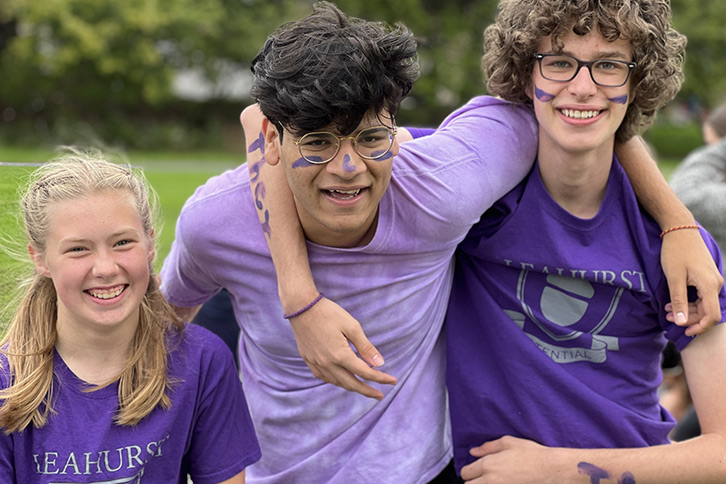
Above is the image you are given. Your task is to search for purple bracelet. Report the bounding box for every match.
[283,293,325,319]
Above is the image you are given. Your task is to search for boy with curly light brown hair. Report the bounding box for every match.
[446,1,726,482]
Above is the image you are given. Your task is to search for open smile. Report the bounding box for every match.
[85,284,127,300]
[323,188,364,201]
[559,108,604,120]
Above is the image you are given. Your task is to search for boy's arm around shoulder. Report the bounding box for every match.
[616,136,723,335]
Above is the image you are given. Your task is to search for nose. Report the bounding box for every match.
[568,65,597,96]
[92,249,119,278]
[326,142,366,178]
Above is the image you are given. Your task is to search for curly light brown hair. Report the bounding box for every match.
[483,0,686,142]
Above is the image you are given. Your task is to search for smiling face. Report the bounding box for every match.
[530,28,633,159]
[32,189,155,337]
[265,112,398,248]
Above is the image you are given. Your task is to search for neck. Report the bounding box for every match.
[55,315,138,385]
[537,141,614,219]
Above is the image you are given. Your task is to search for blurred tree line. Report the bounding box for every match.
[0,0,724,153]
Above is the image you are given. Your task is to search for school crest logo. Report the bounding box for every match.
[504,271,623,363]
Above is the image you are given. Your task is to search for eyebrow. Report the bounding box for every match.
[58,229,141,246]
[561,50,631,60]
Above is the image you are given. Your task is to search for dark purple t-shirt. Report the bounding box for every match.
[446,158,726,473]
[0,324,260,483]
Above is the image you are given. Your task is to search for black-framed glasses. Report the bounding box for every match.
[534,53,637,88]
[291,125,398,164]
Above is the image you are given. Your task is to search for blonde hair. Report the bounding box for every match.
[483,0,687,142]
[0,148,184,433]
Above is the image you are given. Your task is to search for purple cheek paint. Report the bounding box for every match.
[370,150,394,161]
[254,182,266,210]
[248,131,265,154]
[343,154,356,172]
[292,156,324,168]
[535,86,556,102]
[609,94,629,104]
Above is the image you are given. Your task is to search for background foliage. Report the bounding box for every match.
[0,0,724,157]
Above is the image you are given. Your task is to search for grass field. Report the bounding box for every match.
[0,149,240,326]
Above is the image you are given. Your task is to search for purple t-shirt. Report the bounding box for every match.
[0,324,261,483]
[160,96,538,483]
[446,158,726,472]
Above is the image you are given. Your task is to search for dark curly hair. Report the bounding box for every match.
[482,0,687,142]
[251,1,419,137]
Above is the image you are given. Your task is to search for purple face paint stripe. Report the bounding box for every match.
[342,154,356,172]
[609,94,629,104]
[535,86,556,102]
[291,156,324,168]
[261,209,271,239]
[254,182,266,210]
[578,462,610,484]
[249,159,263,183]
[370,150,394,161]
[248,131,265,154]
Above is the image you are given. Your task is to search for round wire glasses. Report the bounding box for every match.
[292,125,398,164]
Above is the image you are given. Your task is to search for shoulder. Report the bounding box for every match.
[179,165,252,214]
[173,165,260,247]
[167,324,237,377]
[441,95,536,127]
[171,324,233,361]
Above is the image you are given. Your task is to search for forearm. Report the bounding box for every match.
[255,161,319,312]
[241,104,318,313]
[616,136,694,228]
[543,435,726,484]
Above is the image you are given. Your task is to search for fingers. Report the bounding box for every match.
[315,361,393,400]
[303,342,396,400]
[664,270,689,328]
[461,439,505,482]
[345,322,386,368]
[693,277,724,335]
[286,296,398,398]
[665,302,699,325]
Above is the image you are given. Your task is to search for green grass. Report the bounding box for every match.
[0,149,240,325]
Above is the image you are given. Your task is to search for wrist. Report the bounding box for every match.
[283,293,325,319]
[278,281,320,315]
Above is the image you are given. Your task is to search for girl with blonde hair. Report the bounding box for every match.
[0,149,260,483]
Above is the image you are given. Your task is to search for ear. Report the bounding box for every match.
[28,244,51,278]
[262,117,281,166]
[390,135,400,158]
